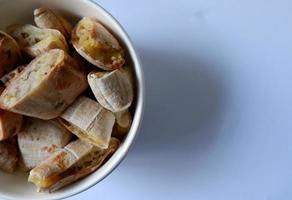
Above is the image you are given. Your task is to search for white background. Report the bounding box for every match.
[70,0,292,199]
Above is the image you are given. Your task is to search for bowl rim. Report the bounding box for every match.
[0,0,145,199]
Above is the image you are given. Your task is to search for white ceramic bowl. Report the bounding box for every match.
[0,0,144,199]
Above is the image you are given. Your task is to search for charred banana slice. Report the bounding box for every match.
[34,7,72,39]
[28,139,94,190]
[59,96,115,149]
[0,49,88,120]
[7,24,68,57]
[39,138,120,192]
[0,64,26,86]
[71,17,125,70]
[18,118,72,170]
[88,69,134,112]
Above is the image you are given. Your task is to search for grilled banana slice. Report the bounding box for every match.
[0,137,18,173]
[28,139,94,190]
[40,138,120,192]
[113,110,132,138]
[34,7,72,39]
[18,118,72,170]
[71,17,125,70]
[0,31,22,76]
[7,24,68,57]
[59,96,115,149]
[0,49,88,120]
[0,109,23,141]
[88,69,134,112]
[0,65,26,86]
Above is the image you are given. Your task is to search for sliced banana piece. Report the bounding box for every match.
[40,138,120,192]
[34,7,72,39]
[0,79,22,141]
[0,137,18,173]
[0,49,88,120]
[0,31,22,76]
[28,139,94,190]
[113,110,132,138]
[88,69,134,112]
[7,24,68,57]
[0,64,26,86]
[0,109,23,141]
[59,96,115,149]
[18,118,72,170]
[71,17,125,70]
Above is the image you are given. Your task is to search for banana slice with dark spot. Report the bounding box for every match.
[0,64,26,86]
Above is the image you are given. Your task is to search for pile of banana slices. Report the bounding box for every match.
[0,7,134,193]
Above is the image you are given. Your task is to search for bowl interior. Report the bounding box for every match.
[0,0,143,199]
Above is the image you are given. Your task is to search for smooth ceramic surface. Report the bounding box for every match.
[0,0,144,200]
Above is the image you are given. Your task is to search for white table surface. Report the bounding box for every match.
[4,0,292,199]
[69,0,292,199]
[67,0,292,199]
